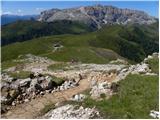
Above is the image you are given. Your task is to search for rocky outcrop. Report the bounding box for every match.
[1,71,79,112]
[42,104,100,119]
[38,5,157,29]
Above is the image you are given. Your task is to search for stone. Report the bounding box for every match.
[1,105,8,114]
[41,104,100,119]
[19,78,31,87]
[40,77,57,90]
[40,91,45,95]
[148,55,153,59]
[91,80,97,87]
[110,82,119,92]
[9,89,20,99]
[10,81,21,90]
[1,96,8,104]
[72,94,86,102]
[150,110,159,119]
[132,63,151,74]
[29,78,42,92]
[60,86,64,91]
[12,101,16,106]
[17,95,23,101]
[37,76,45,83]
[29,73,35,79]
[24,99,29,103]
[51,90,55,93]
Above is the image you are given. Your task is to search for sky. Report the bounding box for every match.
[1,1,159,17]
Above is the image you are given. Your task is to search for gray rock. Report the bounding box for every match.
[19,78,31,87]
[71,94,86,102]
[37,76,45,83]
[24,99,29,103]
[40,78,56,90]
[11,101,16,106]
[40,91,45,95]
[41,104,100,119]
[38,5,157,29]
[29,78,42,91]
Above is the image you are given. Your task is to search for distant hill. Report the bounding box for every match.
[1,14,38,25]
[1,20,95,46]
[2,22,158,63]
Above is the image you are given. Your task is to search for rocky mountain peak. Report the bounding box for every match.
[38,5,157,29]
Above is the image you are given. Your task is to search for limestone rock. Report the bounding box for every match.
[38,5,157,29]
[41,104,100,119]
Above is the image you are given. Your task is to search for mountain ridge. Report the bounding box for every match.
[38,5,157,29]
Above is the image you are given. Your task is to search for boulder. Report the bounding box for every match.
[1,82,10,92]
[40,79,57,90]
[1,96,8,104]
[72,94,86,102]
[1,105,8,114]
[9,89,20,99]
[10,83,19,90]
[11,101,16,106]
[37,76,45,83]
[17,95,23,101]
[24,99,29,103]
[19,78,31,87]
[110,82,119,92]
[29,73,35,79]
[29,78,42,91]
[41,104,100,119]
[40,91,45,95]
[132,63,151,74]
[150,110,159,119]
[148,55,153,59]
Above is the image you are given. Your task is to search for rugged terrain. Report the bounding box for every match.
[1,52,159,119]
[1,4,159,119]
[38,5,157,28]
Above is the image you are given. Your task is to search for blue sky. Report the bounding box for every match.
[1,1,159,17]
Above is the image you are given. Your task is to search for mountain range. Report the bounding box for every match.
[38,5,157,29]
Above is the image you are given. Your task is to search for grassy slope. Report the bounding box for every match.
[2,23,158,65]
[2,33,123,65]
[147,57,159,74]
[83,74,159,119]
[1,20,94,46]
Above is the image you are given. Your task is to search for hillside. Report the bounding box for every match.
[2,22,158,64]
[1,20,94,46]
[1,14,38,25]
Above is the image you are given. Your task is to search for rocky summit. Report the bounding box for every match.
[38,5,157,28]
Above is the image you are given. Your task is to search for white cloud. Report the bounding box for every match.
[2,11,12,15]
[17,9,22,13]
[36,8,44,11]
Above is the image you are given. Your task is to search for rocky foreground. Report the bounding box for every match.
[1,52,159,119]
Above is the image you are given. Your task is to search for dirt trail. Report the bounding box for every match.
[2,78,91,119]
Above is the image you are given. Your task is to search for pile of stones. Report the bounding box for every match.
[1,72,78,112]
[24,54,53,63]
[42,104,100,119]
[115,52,159,81]
[110,58,128,64]
[53,43,63,52]
[90,81,110,99]
[14,54,53,64]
